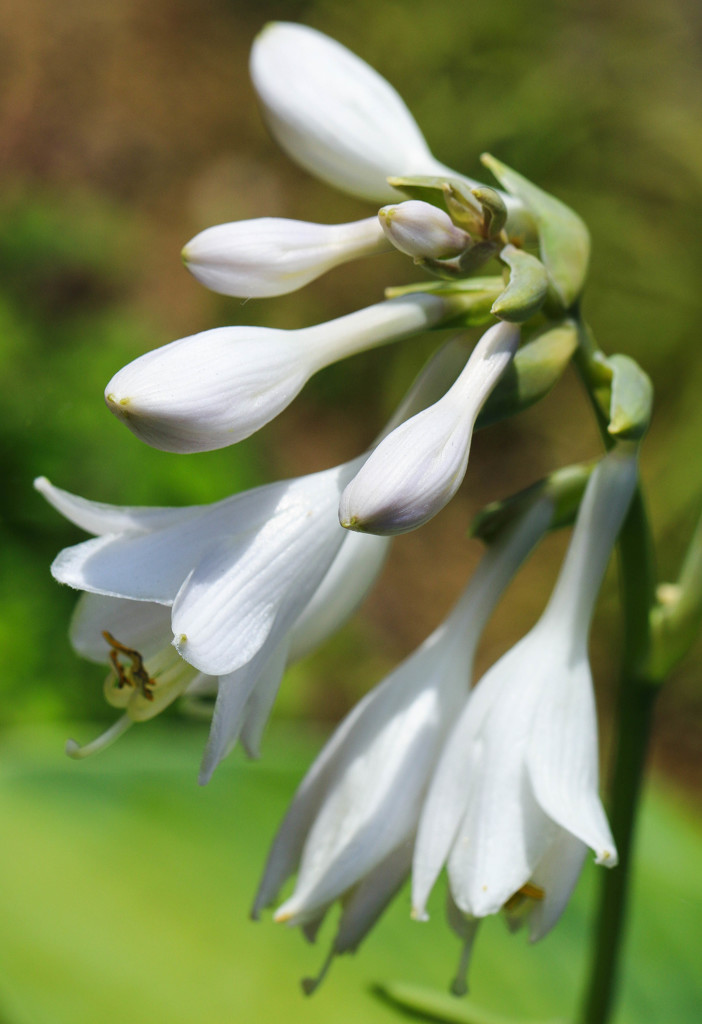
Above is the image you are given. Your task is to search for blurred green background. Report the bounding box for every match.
[1,0,701,1021]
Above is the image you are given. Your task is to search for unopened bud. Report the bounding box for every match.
[378,200,470,259]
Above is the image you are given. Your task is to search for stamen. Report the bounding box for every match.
[65,714,133,759]
[503,881,545,913]
[301,946,335,996]
[102,630,157,700]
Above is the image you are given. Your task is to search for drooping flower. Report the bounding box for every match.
[39,339,468,777]
[250,22,459,203]
[103,293,450,453]
[182,215,390,298]
[339,320,520,535]
[411,447,638,991]
[252,497,553,988]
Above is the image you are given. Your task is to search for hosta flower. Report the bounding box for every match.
[182,215,390,298]
[253,497,553,987]
[411,448,638,990]
[39,340,465,776]
[104,293,448,453]
[250,22,458,203]
[339,320,520,535]
[378,200,471,259]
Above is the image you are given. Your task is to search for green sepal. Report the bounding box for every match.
[470,186,508,238]
[649,506,702,681]
[374,981,567,1024]
[491,244,549,323]
[385,275,503,298]
[481,153,590,309]
[475,320,578,430]
[387,174,483,231]
[607,353,653,440]
[471,459,595,543]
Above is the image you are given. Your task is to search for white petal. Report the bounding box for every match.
[287,529,390,663]
[105,326,312,453]
[250,23,453,202]
[527,829,588,942]
[34,477,198,536]
[340,322,519,534]
[183,216,389,298]
[197,640,291,784]
[334,841,412,955]
[379,201,470,259]
[526,654,617,865]
[274,629,473,925]
[410,501,553,918]
[69,593,172,662]
[105,295,447,454]
[49,477,301,603]
[239,636,291,759]
[172,465,352,676]
[539,448,637,651]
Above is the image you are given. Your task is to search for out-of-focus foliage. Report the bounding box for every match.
[0,723,700,1024]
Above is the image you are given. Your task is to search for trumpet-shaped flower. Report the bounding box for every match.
[104,293,448,453]
[378,200,471,259]
[412,448,638,979]
[39,339,466,776]
[250,22,459,203]
[37,464,376,776]
[182,215,390,298]
[252,498,553,986]
[339,321,520,535]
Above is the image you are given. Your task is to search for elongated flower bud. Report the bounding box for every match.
[378,200,471,259]
[339,321,520,534]
[104,293,448,453]
[250,22,457,203]
[182,216,390,298]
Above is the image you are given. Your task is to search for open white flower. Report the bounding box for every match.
[250,22,458,203]
[412,448,638,989]
[339,321,520,535]
[40,339,468,777]
[253,497,553,987]
[182,215,390,298]
[104,293,448,453]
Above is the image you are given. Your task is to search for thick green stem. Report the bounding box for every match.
[573,323,660,1024]
[579,490,658,1024]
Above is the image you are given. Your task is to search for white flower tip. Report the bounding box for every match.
[410,905,429,923]
[273,906,295,925]
[65,738,83,759]
[33,475,50,494]
[595,847,618,868]
[378,200,469,259]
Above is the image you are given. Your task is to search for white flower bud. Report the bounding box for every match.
[339,321,520,534]
[182,216,390,298]
[250,22,456,203]
[378,200,471,259]
[104,294,448,453]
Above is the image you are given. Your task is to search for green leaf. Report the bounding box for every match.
[491,245,549,323]
[607,353,653,440]
[375,981,567,1024]
[481,154,590,309]
[475,320,578,430]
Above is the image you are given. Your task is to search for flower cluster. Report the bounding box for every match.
[40,20,642,996]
